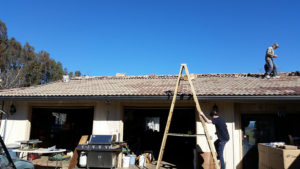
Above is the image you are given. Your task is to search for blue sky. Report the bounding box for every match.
[1,0,299,76]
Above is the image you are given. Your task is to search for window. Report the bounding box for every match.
[145,117,160,132]
[52,112,67,125]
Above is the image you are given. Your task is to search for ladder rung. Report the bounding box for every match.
[167,133,205,137]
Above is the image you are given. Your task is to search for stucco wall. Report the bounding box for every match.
[93,100,123,141]
[0,101,31,144]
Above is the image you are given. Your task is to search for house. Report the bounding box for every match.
[0,72,300,169]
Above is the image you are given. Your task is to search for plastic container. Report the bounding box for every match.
[67,151,73,158]
[122,156,130,168]
[79,151,87,167]
[129,154,136,165]
[138,155,146,167]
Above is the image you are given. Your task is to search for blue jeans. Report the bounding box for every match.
[266,57,278,76]
[215,139,227,169]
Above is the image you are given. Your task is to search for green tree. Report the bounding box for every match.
[68,71,73,77]
[0,20,8,72]
[0,20,8,42]
[1,37,25,88]
[52,61,64,82]
[75,70,81,77]
[23,42,37,86]
[0,19,72,89]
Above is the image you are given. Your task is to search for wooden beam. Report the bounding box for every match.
[156,65,184,169]
[183,64,220,169]
[68,135,88,169]
[167,133,205,137]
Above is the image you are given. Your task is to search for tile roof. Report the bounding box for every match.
[0,73,300,99]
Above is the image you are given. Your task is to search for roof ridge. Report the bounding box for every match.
[71,75,179,80]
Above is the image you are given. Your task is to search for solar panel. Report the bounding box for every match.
[89,135,115,144]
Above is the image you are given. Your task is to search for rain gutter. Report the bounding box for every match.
[0,95,300,101]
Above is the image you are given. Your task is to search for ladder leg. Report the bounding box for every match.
[157,64,220,169]
[156,65,184,169]
[183,64,220,169]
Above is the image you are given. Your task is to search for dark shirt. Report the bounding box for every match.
[212,116,229,141]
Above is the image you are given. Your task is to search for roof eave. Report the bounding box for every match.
[0,95,300,101]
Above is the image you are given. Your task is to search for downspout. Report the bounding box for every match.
[0,101,2,127]
[0,101,8,141]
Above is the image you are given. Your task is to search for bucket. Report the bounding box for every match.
[79,152,87,167]
[122,156,130,168]
[138,155,146,167]
[129,154,136,165]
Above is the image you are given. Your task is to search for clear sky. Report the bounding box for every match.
[1,0,299,76]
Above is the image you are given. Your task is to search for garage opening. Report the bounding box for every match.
[30,107,93,150]
[124,107,196,169]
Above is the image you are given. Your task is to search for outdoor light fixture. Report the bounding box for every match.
[104,99,111,104]
[10,103,16,114]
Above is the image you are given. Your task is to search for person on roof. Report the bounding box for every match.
[200,109,229,169]
[265,43,279,79]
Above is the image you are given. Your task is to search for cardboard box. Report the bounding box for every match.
[258,143,270,169]
[258,143,300,169]
[284,145,298,150]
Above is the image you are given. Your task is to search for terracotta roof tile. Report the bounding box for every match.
[0,73,300,98]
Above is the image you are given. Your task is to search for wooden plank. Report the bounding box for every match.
[68,135,88,169]
[167,133,205,137]
[117,152,123,168]
[156,65,184,169]
[183,64,220,169]
[78,135,89,144]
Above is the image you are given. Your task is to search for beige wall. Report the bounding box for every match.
[0,101,31,144]
[93,101,123,141]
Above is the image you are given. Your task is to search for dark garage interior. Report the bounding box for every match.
[124,107,196,169]
[30,107,94,151]
[241,113,300,169]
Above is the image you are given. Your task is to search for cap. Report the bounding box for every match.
[273,43,279,48]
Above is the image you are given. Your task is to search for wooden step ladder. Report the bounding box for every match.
[156,64,220,169]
